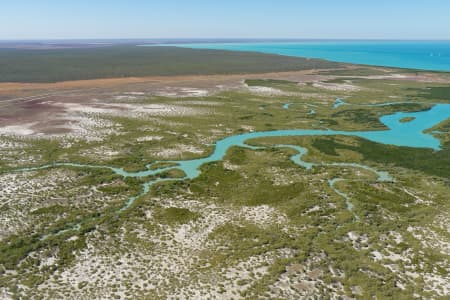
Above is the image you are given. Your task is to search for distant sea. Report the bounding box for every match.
[153,41,450,72]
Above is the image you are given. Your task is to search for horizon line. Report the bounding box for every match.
[1,38,450,42]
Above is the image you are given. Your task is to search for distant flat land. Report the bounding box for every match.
[0,45,340,83]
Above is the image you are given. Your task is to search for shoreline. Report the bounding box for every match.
[157,41,450,73]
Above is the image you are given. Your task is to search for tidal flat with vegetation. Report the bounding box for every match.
[0,55,449,299]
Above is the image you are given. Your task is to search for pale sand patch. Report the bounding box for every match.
[245,85,301,96]
[172,209,231,250]
[247,86,284,95]
[345,231,369,251]
[153,87,210,98]
[126,91,146,95]
[312,82,361,91]
[434,213,450,233]
[179,87,209,97]
[58,102,208,117]
[0,288,13,300]
[0,140,25,149]
[4,101,207,140]
[305,205,321,214]
[403,188,433,205]
[356,73,450,83]
[0,169,115,239]
[51,113,122,142]
[155,145,204,158]
[136,136,164,142]
[113,92,146,99]
[407,226,450,256]
[113,95,139,100]
[37,237,164,298]
[371,249,411,263]
[367,74,408,80]
[0,123,37,136]
[239,205,287,226]
[269,251,345,299]
[389,231,404,244]
[79,145,121,158]
[423,273,450,297]
[222,160,240,171]
[165,249,295,299]
[240,125,255,132]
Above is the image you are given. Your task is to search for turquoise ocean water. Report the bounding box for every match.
[155,41,450,72]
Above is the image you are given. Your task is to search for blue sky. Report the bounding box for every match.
[1,0,449,40]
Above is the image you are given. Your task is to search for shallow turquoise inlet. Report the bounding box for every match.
[173,103,449,179]
[17,103,450,216]
[20,103,450,180]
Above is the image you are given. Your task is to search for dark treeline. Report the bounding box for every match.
[0,46,340,83]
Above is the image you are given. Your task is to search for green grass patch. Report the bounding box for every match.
[153,207,199,225]
[414,86,450,100]
[399,117,416,123]
[318,68,388,76]
[312,137,450,178]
